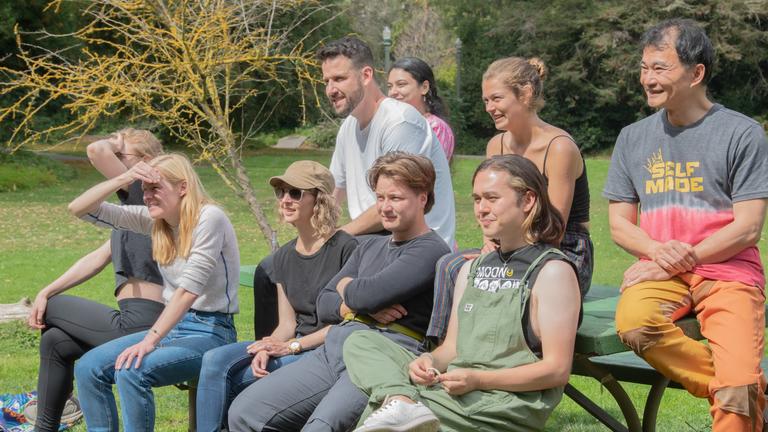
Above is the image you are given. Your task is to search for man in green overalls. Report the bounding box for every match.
[343,155,582,432]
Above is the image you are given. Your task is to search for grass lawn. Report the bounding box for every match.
[1,149,766,431]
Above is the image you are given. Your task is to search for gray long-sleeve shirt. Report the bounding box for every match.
[83,203,240,314]
[316,230,450,334]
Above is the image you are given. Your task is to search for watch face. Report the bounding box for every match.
[290,341,301,353]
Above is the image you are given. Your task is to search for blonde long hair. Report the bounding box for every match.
[149,153,213,265]
[310,191,340,240]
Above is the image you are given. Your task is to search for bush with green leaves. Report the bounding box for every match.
[307,120,341,149]
[0,150,77,192]
[436,0,768,153]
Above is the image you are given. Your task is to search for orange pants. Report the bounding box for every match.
[616,273,766,431]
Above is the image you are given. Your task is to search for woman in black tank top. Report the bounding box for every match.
[428,57,594,343]
[480,56,593,296]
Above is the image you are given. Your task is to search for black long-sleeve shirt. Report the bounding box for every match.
[316,230,450,334]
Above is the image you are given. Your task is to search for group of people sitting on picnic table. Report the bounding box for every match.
[26,18,767,432]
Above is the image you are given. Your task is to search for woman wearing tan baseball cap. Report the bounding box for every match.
[195,160,358,432]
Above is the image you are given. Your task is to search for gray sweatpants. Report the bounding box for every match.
[227,321,422,432]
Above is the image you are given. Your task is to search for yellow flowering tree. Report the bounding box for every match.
[0,0,336,250]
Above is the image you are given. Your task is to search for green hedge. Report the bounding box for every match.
[0,150,77,192]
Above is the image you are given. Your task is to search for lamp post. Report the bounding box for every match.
[455,37,462,100]
[382,26,392,73]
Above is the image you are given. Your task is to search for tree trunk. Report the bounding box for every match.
[229,146,279,253]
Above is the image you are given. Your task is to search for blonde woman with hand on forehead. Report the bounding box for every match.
[26,129,165,432]
[68,153,239,432]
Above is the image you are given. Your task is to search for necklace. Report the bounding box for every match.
[497,244,530,265]
[477,246,527,293]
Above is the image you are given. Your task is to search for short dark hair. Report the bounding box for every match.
[367,152,436,213]
[316,36,374,69]
[389,57,448,119]
[641,18,715,84]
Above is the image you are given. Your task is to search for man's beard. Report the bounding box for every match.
[333,84,364,117]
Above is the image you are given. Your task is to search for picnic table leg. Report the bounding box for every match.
[569,356,642,432]
[565,384,630,432]
[641,376,669,432]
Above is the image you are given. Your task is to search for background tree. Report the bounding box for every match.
[437,0,768,153]
[0,0,84,146]
[0,0,340,250]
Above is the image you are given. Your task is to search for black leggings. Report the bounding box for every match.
[35,295,164,432]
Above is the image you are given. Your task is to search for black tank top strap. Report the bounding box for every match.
[499,132,505,155]
[540,134,590,225]
[541,134,574,177]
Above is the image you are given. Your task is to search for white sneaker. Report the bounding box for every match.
[23,396,83,426]
[354,396,440,432]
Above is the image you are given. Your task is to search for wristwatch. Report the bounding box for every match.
[288,338,302,354]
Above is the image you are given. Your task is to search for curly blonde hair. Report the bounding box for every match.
[310,191,340,240]
[276,188,340,241]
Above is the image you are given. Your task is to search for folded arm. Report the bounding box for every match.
[87,133,129,181]
[316,247,361,323]
[342,242,441,313]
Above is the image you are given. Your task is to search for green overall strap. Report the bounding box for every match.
[467,251,495,283]
[518,247,568,314]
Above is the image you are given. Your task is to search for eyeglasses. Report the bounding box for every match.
[274,187,308,201]
[116,152,141,160]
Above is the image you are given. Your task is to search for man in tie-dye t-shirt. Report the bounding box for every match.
[604,19,768,432]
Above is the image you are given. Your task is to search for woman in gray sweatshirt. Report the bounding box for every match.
[68,153,239,432]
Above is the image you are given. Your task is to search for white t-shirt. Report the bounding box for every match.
[330,98,456,249]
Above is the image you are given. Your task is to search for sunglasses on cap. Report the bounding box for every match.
[274,187,314,201]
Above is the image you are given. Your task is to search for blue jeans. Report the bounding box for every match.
[195,340,307,432]
[74,311,236,432]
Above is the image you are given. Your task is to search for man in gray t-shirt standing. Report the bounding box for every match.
[603,19,768,431]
